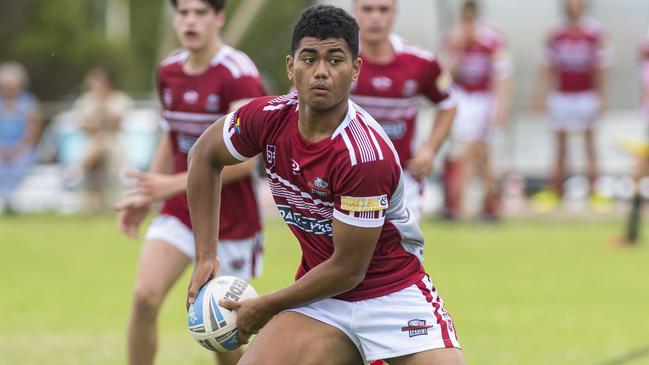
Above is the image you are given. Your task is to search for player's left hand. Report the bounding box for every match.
[406,148,435,179]
[220,296,274,345]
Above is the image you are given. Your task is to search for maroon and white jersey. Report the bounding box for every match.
[156,46,265,239]
[222,93,426,301]
[545,18,609,93]
[446,23,506,92]
[351,34,455,169]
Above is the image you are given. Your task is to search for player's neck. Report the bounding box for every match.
[184,39,224,75]
[298,99,349,143]
[567,15,583,27]
[360,38,395,64]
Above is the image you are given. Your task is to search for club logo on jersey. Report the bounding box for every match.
[183,90,199,104]
[266,145,276,169]
[401,319,433,338]
[371,76,392,91]
[277,205,332,236]
[402,79,418,97]
[291,159,301,175]
[163,88,173,107]
[340,195,388,212]
[308,177,329,197]
[205,93,220,112]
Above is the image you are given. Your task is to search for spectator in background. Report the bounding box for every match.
[0,61,42,215]
[443,0,512,221]
[531,0,610,211]
[73,66,133,214]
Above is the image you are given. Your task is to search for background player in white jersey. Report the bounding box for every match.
[186,5,464,365]
[113,1,264,364]
[351,0,457,221]
[531,0,609,210]
[444,0,512,220]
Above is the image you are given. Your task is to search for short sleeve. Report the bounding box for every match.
[222,97,269,161]
[332,159,398,228]
[422,59,455,110]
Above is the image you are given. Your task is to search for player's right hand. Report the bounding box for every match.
[186,257,219,310]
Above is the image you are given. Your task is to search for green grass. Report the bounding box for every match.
[1,215,648,365]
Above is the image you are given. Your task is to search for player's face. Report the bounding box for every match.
[564,0,585,21]
[354,0,396,44]
[287,37,361,111]
[173,0,224,52]
[460,7,477,24]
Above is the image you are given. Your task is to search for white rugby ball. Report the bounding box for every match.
[187,276,258,352]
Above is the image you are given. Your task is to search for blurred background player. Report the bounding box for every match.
[614,28,649,246]
[351,0,457,222]
[531,0,610,211]
[443,0,512,221]
[73,66,133,214]
[113,0,265,364]
[0,61,42,215]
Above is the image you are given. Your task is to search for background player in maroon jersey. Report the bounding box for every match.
[532,0,609,209]
[113,1,264,364]
[444,0,512,220]
[351,0,457,221]
[186,5,465,365]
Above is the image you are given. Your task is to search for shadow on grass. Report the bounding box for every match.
[598,346,649,365]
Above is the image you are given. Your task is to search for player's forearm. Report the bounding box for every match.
[532,65,551,105]
[423,106,456,154]
[494,77,512,119]
[149,132,174,174]
[187,141,222,260]
[261,259,365,314]
[594,67,606,100]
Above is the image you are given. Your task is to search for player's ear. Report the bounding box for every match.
[352,57,362,82]
[286,55,295,80]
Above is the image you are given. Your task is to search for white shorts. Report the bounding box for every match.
[145,215,263,279]
[452,91,494,143]
[403,171,423,222]
[547,91,600,132]
[288,275,460,363]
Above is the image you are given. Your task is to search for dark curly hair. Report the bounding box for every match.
[170,0,225,12]
[291,5,360,59]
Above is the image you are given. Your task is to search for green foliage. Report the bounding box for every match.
[0,0,127,100]
[235,0,312,93]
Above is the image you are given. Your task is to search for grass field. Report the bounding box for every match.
[1,214,648,365]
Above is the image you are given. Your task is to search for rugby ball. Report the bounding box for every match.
[187,276,258,352]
